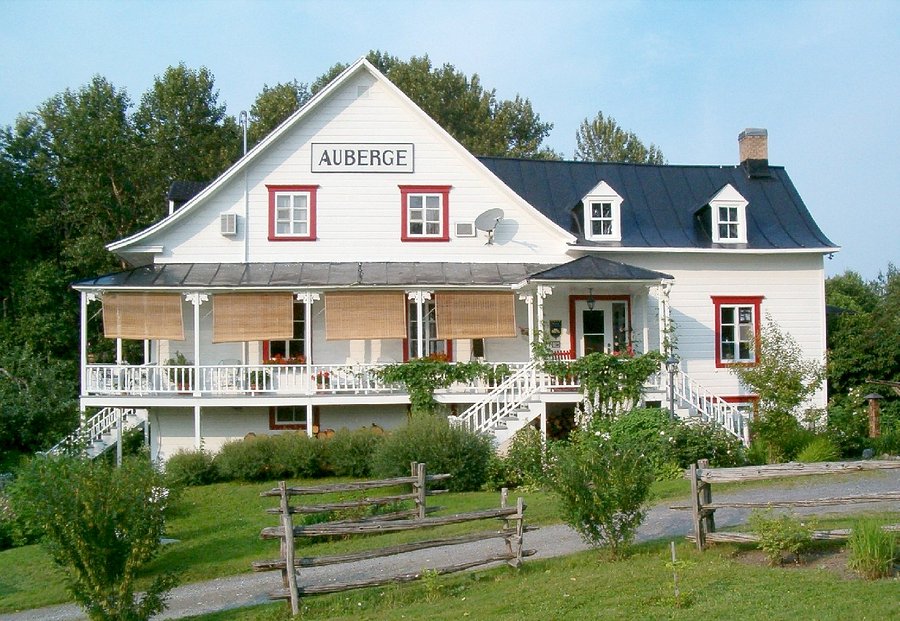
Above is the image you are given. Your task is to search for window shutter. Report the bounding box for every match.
[325,292,407,340]
[435,292,517,339]
[102,293,185,341]
[213,293,294,343]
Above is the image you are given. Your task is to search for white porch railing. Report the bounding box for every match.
[45,407,143,457]
[83,362,531,397]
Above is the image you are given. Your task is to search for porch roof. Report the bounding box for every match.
[523,255,672,283]
[73,262,559,290]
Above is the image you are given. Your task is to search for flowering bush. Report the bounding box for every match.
[749,509,815,565]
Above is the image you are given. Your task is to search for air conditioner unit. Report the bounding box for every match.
[455,221,476,238]
[220,213,237,236]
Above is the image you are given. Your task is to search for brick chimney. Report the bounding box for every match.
[738,128,769,177]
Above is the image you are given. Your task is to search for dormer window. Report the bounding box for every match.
[582,180,622,242]
[709,184,748,244]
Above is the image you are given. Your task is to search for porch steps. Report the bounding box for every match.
[45,407,148,459]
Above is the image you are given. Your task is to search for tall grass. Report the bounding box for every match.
[847,519,896,579]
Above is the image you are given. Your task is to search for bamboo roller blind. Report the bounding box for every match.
[435,291,517,339]
[102,293,185,341]
[325,292,407,340]
[213,293,294,343]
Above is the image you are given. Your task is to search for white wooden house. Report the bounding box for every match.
[63,59,837,461]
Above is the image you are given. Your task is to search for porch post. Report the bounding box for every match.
[641,290,649,355]
[306,403,314,438]
[407,290,432,358]
[296,291,320,394]
[658,281,672,355]
[116,339,123,364]
[185,293,208,396]
[535,286,552,342]
[518,292,535,354]
[193,404,202,450]
[80,292,97,398]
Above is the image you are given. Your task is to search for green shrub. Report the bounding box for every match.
[9,456,177,620]
[548,430,653,558]
[795,435,840,463]
[825,404,869,457]
[606,408,679,478]
[213,436,277,482]
[322,427,384,478]
[670,420,747,468]
[371,414,493,492]
[164,449,219,488]
[502,425,546,488]
[269,432,325,479]
[0,492,15,551]
[847,518,897,579]
[751,410,815,462]
[748,509,815,565]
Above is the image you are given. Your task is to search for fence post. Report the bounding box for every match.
[697,458,715,534]
[415,462,427,519]
[513,496,524,568]
[501,488,511,559]
[279,481,300,616]
[689,463,705,551]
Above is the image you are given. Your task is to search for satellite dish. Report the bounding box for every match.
[474,208,504,245]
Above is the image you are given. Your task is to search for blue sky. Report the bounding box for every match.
[2,0,897,279]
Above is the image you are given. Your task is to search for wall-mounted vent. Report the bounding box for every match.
[455,222,476,238]
[220,213,238,236]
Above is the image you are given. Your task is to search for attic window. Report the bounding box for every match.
[709,184,748,244]
[582,180,622,242]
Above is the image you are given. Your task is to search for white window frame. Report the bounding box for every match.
[274,192,310,237]
[709,184,748,244]
[582,180,623,242]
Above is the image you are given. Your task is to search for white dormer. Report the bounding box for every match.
[582,180,623,242]
[709,184,748,244]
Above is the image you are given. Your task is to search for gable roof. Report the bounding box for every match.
[477,157,838,252]
[108,58,574,259]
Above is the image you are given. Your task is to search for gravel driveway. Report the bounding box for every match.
[2,469,897,621]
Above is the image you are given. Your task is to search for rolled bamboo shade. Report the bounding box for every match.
[325,292,407,340]
[102,293,185,340]
[435,291,516,339]
[213,293,294,343]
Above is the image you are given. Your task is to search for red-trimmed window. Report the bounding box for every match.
[400,185,450,241]
[269,405,319,431]
[713,296,762,367]
[268,185,318,241]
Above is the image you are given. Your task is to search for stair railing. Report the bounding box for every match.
[45,407,139,456]
[453,361,540,434]
[672,368,750,445]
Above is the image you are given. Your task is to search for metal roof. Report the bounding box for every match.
[73,258,673,290]
[476,157,837,251]
[525,255,672,282]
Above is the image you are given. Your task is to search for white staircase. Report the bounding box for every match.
[671,369,751,445]
[453,359,751,449]
[452,361,542,449]
[45,407,148,459]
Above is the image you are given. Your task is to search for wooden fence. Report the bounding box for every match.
[672,459,900,550]
[253,462,532,616]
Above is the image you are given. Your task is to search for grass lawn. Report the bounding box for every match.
[181,539,900,621]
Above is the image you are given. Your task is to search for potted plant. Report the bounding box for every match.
[315,370,330,388]
[164,351,192,392]
[249,368,272,391]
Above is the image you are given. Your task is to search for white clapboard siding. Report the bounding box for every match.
[147,70,571,265]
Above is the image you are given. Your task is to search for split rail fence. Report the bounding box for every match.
[672,459,900,550]
[253,462,532,616]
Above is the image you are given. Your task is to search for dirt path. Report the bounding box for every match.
[2,470,897,621]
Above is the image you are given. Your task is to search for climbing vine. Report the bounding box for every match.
[378,355,493,414]
[537,341,664,422]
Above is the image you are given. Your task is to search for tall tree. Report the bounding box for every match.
[313,51,557,159]
[575,111,666,164]
[826,266,900,395]
[134,63,240,194]
[247,80,312,148]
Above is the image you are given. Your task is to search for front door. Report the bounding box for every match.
[574,299,630,357]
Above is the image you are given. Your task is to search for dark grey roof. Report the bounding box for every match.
[526,255,672,282]
[74,262,557,289]
[477,157,837,251]
[167,181,209,203]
